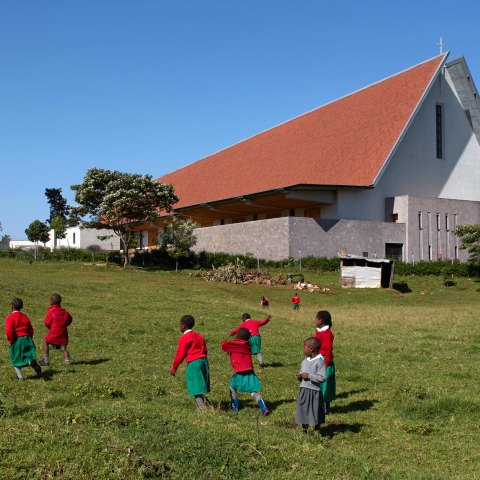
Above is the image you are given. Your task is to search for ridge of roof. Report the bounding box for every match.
[158,53,448,180]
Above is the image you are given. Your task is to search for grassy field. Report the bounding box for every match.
[0,258,479,480]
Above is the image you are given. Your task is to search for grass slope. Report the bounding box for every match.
[0,259,479,479]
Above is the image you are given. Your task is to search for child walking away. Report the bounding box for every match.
[171,315,210,411]
[229,313,271,368]
[5,298,42,380]
[42,293,73,366]
[292,293,300,312]
[295,337,326,434]
[221,328,270,416]
[260,296,269,309]
[314,311,336,414]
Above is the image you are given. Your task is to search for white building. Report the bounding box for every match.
[46,227,121,251]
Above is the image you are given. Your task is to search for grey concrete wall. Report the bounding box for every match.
[193,217,290,260]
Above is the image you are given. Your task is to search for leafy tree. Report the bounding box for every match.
[71,168,178,266]
[45,188,70,224]
[1,234,11,244]
[456,224,480,269]
[50,216,67,248]
[25,220,50,261]
[160,217,197,273]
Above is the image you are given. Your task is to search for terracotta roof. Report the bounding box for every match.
[157,54,447,209]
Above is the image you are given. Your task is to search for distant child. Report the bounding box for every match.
[41,293,73,366]
[221,328,270,415]
[292,293,301,312]
[229,313,271,368]
[314,310,336,414]
[260,296,270,309]
[295,337,326,433]
[5,298,42,380]
[171,315,210,411]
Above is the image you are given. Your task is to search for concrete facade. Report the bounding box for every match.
[46,227,121,251]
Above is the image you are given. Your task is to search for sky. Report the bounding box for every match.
[1,0,479,239]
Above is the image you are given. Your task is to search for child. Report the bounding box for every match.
[295,337,326,433]
[292,293,301,312]
[41,293,73,366]
[5,298,42,380]
[229,313,271,368]
[314,310,336,414]
[260,296,269,309]
[221,328,270,415]
[171,315,210,411]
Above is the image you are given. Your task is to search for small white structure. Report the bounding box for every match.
[46,227,121,251]
[340,256,394,289]
[9,240,37,250]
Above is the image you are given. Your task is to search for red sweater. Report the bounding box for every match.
[221,339,254,373]
[44,304,73,346]
[171,330,208,374]
[315,327,334,366]
[5,311,34,344]
[229,317,270,337]
[292,295,300,304]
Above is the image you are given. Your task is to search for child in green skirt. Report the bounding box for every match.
[5,298,42,380]
[221,328,270,415]
[171,315,210,411]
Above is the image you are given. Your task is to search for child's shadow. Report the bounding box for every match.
[30,370,59,382]
[73,358,111,366]
[335,388,368,399]
[264,362,284,368]
[322,422,364,438]
[330,399,378,414]
[216,397,295,413]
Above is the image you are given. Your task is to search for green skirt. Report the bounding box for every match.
[249,335,261,354]
[321,362,336,403]
[186,358,210,396]
[230,371,262,393]
[9,336,37,368]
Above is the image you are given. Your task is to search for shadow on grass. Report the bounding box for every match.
[216,397,295,413]
[330,399,378,414]
[335,388,368,399]
[73,358,111,366]
[393,282,412,293]
[322,421,364,438]
[264,362,284,368]
[29,369,60,382]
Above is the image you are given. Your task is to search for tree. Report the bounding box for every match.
[456,224,480,269]
[160,217,197,273]
[50,216,67,249]
[45,188,70,224]
[25,220,50,261]
[1,234,11,244]
[71,168,178,266]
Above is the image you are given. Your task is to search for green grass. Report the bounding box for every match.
[1,258,480,479]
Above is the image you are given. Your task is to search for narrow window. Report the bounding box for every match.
[418,212,423,230]
[72,232,76,245]
[445,214,449,231]
[427,212,432,260]
[436,104,443,159]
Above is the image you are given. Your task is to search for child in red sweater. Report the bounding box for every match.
[314,310,336,414]
[41,293,73,366]
[292,294,301,312]
[5,298,42,380]
[229,313,271,368]
[171,315,210,411]
[221,328,270,415]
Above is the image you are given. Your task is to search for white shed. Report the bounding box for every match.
[340,256,394,288]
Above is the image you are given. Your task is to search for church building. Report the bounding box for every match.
[144,52,480,262]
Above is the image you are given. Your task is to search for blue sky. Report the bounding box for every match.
[1,0,479,239]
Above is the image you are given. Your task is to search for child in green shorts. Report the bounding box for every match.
[171,315,210,410]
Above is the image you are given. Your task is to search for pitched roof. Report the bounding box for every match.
[157,54,447,210]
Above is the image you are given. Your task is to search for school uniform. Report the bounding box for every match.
[229,317,270,354]
[5,311,38,368]
[221,339,262,392]
[295,354,326,426]
[44,304,73,347]
[315,326,336,403]
[171,330,210,396]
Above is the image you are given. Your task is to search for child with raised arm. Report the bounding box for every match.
[5,298,42,380]
[41,293,73,366]
[314,310,336,414]
[229,313,271,368]
[295,337,326,434]
[171,315,210,411]
[221,328,270,415]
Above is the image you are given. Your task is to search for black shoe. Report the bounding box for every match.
[260,363,266,369]
[30,361,42,375]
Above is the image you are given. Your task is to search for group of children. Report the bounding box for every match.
[4,294,73,380]
[171,308,336,433]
